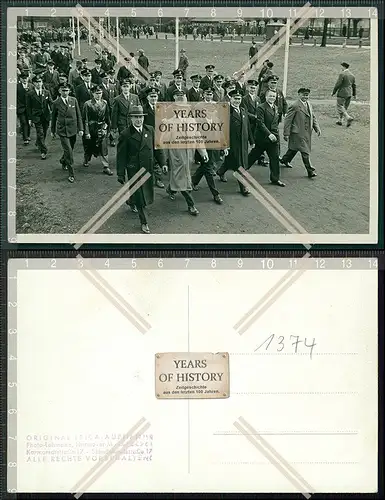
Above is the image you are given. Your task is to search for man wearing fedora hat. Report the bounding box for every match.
[116,104,167,234]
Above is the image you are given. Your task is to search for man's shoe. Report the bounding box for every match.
[214,195,223,204]
[130,205,138,213]
[192,184,199,191]
[279,157,293,168]
[336,121,343,126]
[83,161,90,167]
[41,153,47,160]
[110,141,116,147]
[103,167,113,176]
[218,174,227,182]
[271,180,286,187]
[188,206,199,216]
[308,171,317,178]
[141,224,150,234]
[166,186,176,200]
[346,117,354,127]
[23,140,29,145]
[241,189,251,196]
[155,179,165,188]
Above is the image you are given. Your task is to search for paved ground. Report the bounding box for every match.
[15,41,371,236]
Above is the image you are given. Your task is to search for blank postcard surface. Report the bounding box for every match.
[9,259,378,494]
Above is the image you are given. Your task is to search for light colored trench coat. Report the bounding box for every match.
[283,99,321,154]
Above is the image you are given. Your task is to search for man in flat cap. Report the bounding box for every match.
[217,89,253,196]
[247,88,285,187]
[91,59,103,85]
[154,70,167,101]
[117,58,132,85]
[187,75,203,102]
[142,87,165,188]
[138,49,150,76]
[166,69,186,101]
[116,104,167,234]
[75,69,93,113]
[111,79,140,135]
[200,64,215,91]
[42,60,60,99]
[212,74,225,102]
[178,48,189,80]
[263,75,288,124]
[332,62,356,127]
[26,74,53,160]
[68,60,84,89]
[101,50,114,73]
[280,88,320,179]
[17,73,33,145]
[249,40,258,69]
[51,82,83,183]
[82,84,112,174]
[192,87,224,205]
[258,61,274,97]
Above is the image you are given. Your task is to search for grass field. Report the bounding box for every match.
[15,40,373,238]
[76,38,370,100]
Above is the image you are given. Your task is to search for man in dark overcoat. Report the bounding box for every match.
[17,73,33,145]
[116,105,167,234]
[280,88,321,178]
[216,89,253,196]
[247,89,285,187]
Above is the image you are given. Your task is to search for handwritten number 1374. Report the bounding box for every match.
[255,335,316,359]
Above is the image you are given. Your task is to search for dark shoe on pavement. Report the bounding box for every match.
[188,206,199,216]
[68,175,75,183]
[23,140,29,145]
[41,153,47,160]
[130,205,138,213]
[103,167,113,176]
[83,161,90,167]
[166,186,176,200]
[214,195,223,204]
[279,157,293,168]
[110,141,116,147]
[192,184,199,191]
[141,224,150,234]
[218,174,227,182]
[346,117,354,127]
[271,180,286,187]
[336,121,343,126]
[155,179,165,188]
[308,171,317,178]
[241,189,251,196]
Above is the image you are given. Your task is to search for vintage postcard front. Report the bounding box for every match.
[8,258,378,494]
[7,5,379,244]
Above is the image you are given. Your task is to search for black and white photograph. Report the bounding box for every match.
[7,6,379,243]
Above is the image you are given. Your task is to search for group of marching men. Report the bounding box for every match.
[16,42,326,234]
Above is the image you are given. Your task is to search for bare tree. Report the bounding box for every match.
[320,18,329,47]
